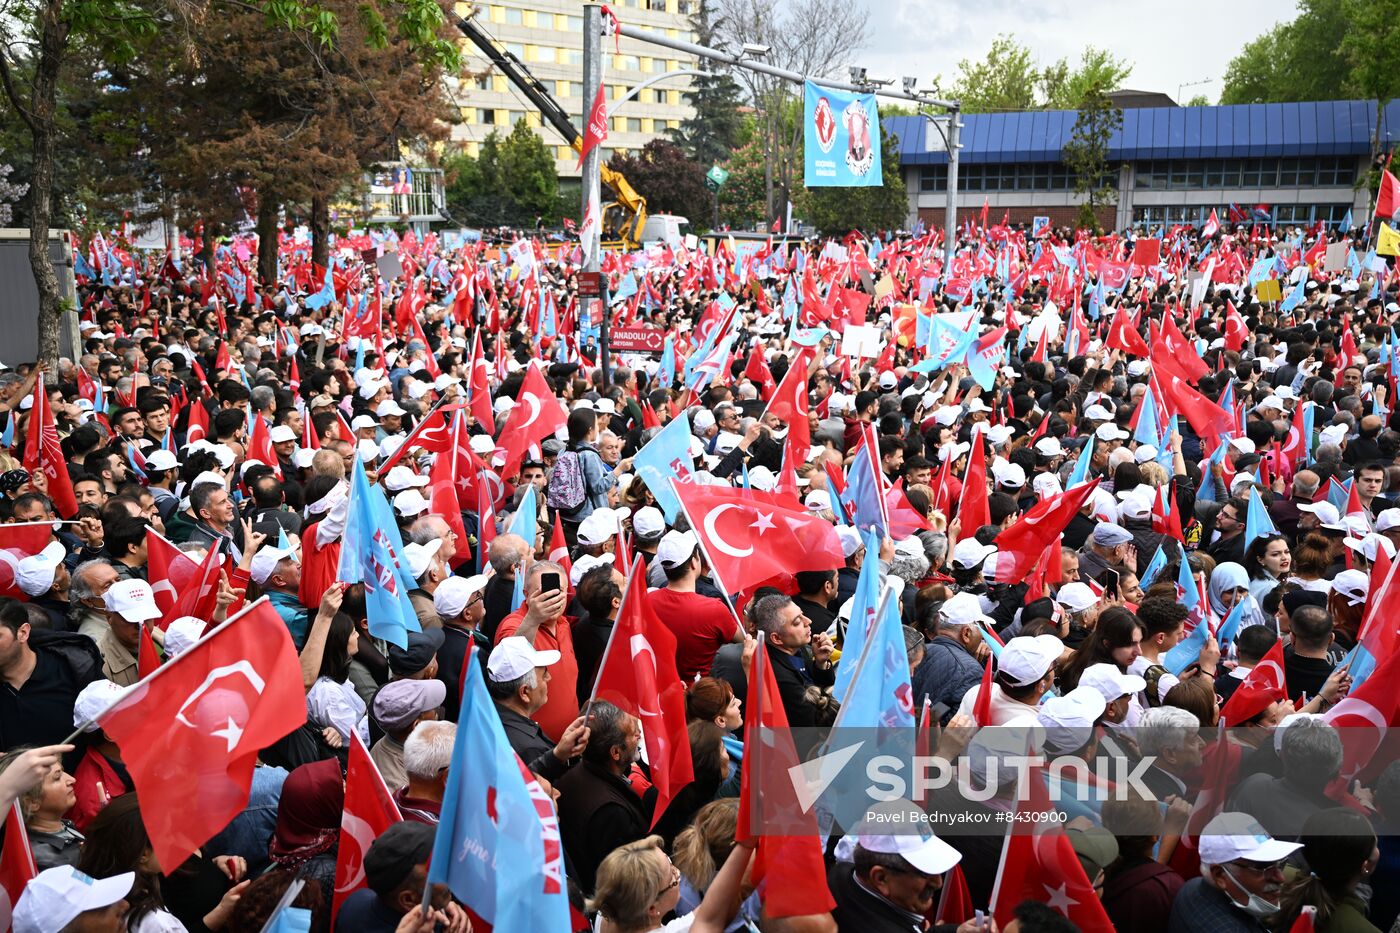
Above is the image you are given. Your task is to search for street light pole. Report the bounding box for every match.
[582,4,609,379]
[944,106,961,267]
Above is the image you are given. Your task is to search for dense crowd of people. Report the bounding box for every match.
[0,216,1398,933]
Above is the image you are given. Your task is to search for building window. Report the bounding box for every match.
[502,6,522,25]
[472,73,489,91]
[477,109,502,125]
[647,0,667,10]
[505,43,525,59]
[627,117,642,133]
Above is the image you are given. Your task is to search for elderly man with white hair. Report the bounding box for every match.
[393,719,457,826]
[1167,811,1301,933]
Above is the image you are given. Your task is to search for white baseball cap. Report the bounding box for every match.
[249,545,296,586]
[163,616,207,657]
[1037,685,1107,753]
[1035,437,1065,458]
[1056,581,1099,614]
[146,449,179,472]
[1375,507,1400,534]
[632,506,665,539]
[103,578,160,623]
[72,679,131,732]
[384,465,430,492]
[15,541,65,597]
[656,529,699,568]
[1330,569,1369,606]
[1198,812,1302,866]
[951,538,996,569]
[993,463,1026,489]
[998,634,1064,687]
[403,540,443,579]
[845,800,962,875]
[351,414,379,431]
[376,399,407,418]
[570,552,616,586]
[577,509,618,547]
[1298,501,1341,527]
[487,635,561,682]
[938,592,992,627]
[393,488,430,517]
[1095,423,1129,442]
[14,866,135,933]
[268,425,297,444]
[1083,404,1114,422]
[1079,663,1146,705]
[434,574,489,618]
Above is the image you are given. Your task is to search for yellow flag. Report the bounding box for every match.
[1378,222,1400,257]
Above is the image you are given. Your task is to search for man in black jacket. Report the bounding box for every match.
[554,700,654,893]
[486,635,587,783]
[753,594,835,728]
[829,800,966,933]
[0,600,103,757]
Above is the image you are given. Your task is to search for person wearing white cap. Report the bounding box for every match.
[911,592,990,719]
[629,505,665,562]
[576,508,619,555]
[1037,684,1107,756]
[13,865,134,933]
[493,560,579,742]
[403,540,447,628]
[14,541,70,630]
[252,543,310,647]
[99,579,160,687]
[485,635,587,780]
[956,633,1063,726]
[1078,662,1146,726]
[1169,811,1302,930]
[828,799,963,927]
[143,447,181,521]
[650,530,744,681]
[433,574,491,718]
[375,399,407,439]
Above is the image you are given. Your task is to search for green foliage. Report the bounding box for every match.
[802,127,908,237]
[1340,0,1400,105]
[446,122,561,227]
[939,34,1130,113]
[606,140,711,229]
[1063,88,1122,230]
[717,135,769,229]
[1186,94,1212,107]
[1219,0,1350,104]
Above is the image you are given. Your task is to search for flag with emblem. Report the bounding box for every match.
[0,798,36,930]
[337,456,421,649]
[96,598,306,872]
[332,732,402,924]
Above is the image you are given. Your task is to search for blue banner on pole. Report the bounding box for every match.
[803,81,883,187]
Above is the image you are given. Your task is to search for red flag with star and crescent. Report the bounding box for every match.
[332,731,403,924]
[21,378,77,518]
[96,597,307,872]
[990,760,1113,932]
[672,484,844,595]
[590,557,694,827]
[0,798,36,930]
[495,361,567,479]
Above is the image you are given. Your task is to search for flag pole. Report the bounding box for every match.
[61,595,273,745]
[583,553,644,720]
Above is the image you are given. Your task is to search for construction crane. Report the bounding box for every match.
[454,10,649,249]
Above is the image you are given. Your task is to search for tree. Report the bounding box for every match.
[497,119,559,224]
[444,123,561,228]
[1186,94,1212,107]
[717,119,769,229]
[1219,0,1350,104]
[939,35,1131,113]
[803,127,908,237]
[607,140,710,226]
[1063,88,1122,232]
[667,0,743,168]
[714,0,869,226]
[0,0,457,369]
[1040,47,1133,110]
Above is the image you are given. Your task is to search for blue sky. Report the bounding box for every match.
[843,0,1300,106]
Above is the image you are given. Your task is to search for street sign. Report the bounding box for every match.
[609,325,666,353]
[706,165,729,188]
[578,271,601,298]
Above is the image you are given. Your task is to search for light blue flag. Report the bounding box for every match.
[843,442,886,536]
[1248,256,1276,287]
[831,590,916,731]
[1139,543,1169,589]
[1067,437,1094,488]
[1198,441,1228,504]
[1214,598,1247,655]
[430,649,572,931]
[336,457,422,649]
[632,412,693,522]
[656,336,675,389]
[508,484,537,540]
[1163,615,1210,675]
[966,327,1006,392]
[264,907,312,933]
[610,271,638,305]
[803,81,883,187]
[1133,386,1162,449]
[1340,209,1353,232]
[277,525,294,553]
[1340,642,1377,689]
[927,315,978,368]
[305,261,336,310]
[0,413,13,450]
[832,529,881,704]
[510,569,525,613]
[1243,487,1278,555]
[1280,277,1307,314]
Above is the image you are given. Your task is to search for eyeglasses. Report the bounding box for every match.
[1230,859,1283,876]
[657,865,681,897]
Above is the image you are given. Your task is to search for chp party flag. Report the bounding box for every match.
[21,377,76,518]
[429,646,571,931]
[590,557,694,826]
[337,456,422,650]
[803,80,882,187]
[631,411,694,523]
[96,598,307,872]
[332,732,403,923]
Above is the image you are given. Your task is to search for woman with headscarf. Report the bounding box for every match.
[1207,561,1270,635]
[266,758,343,913]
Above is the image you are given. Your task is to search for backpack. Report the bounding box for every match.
[1142,663,1168,707]
[546,449,587,512]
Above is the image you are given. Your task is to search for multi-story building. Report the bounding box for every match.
[450,0,699,180]
[886,99,1397,232]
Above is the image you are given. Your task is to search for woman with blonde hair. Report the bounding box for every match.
[588,834,756,933]
[671,799,761,931]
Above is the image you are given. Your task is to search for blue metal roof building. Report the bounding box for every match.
[882,100,1390,231]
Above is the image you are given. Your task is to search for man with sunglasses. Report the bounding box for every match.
[1167,812,1302,932]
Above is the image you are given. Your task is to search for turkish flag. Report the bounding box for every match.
[994,480,1100,584]
[426,416,472,570]
[1201,208,1220,239]
[0,522,58,600]
[158,538,225,633]
[957,436,990,532]
[146,529,205,617]
[0,799,36,929]
[247,415,282,480]
[1106,307,1150,358]
[21,378,76,518]
[96,597,308,871]
[764,350,812,454]
[673,484,844,595]
[591,558,694,826]
[736,633,836,917]
[1375,169,1400,219]
[1219,639,1288,725]
[744,345,776,401]
[495,362,567,479]
[186,398,210,444]
[1154,358,1235,440]
[1325,617,1400,779]
[138,622,161,677]
[1223,301,1248,352]
[378,403,465,475]
[885,481,933,538]
[934,864,975,927]
[990,761,1114,932]
[332,732,403,924]
[466,331,495,429]
[1155,316,1208,382]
